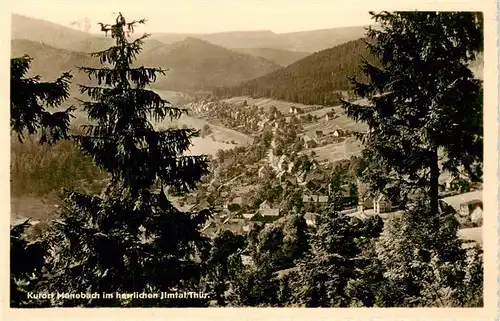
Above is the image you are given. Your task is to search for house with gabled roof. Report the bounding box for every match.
[277,155,290,172]
[242,212,257,220]
[258,166,266,178]
[318,195,329,205]
[373,194,392,214]
[259,200,272,211]
[224,196,243,212]
[470,205,483,225]
[304,212,317,227]
[201,221,218,238]
[262,208,280,217]
[302,134,318,149]
[303,194,319,203]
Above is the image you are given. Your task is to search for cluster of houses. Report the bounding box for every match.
[187,99,484,248]
[300,127,353,150]
[200,198,283,237]
[197,180,483,241]
[187,99,298,135]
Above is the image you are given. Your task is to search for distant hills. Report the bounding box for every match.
[135,38,281,91]
[12,14,368,53]
[11,37,281,93]
[11,14,166,54]
[233,48,310,66]
[149,27,368,53]
[278,26,371,52]
[213,38,377,106]
[11,13,374,93]
[11,13,483,103]
[11,39,100,93]
[11,14,99,51]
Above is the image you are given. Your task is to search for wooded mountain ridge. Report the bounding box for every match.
[213,38,377,106]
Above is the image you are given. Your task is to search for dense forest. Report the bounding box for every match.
[213,38,378,105]
[233,47,310,66]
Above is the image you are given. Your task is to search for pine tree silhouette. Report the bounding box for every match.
[43,13,211,307]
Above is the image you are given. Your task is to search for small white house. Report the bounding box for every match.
[373,194,392,214]
[470,206,483,225]
[333,129,346,138]
[304,212,317,227]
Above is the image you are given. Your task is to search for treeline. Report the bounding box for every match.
[213,38,378,106]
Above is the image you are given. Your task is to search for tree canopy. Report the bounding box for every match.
[42,13,211,307]
[342,11,483,215]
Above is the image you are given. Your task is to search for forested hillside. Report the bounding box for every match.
[233,48,310,66]
[213,38,377,105]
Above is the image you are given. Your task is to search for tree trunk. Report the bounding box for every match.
[429,148,440,216]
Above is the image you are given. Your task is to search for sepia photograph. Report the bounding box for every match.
[6,0,497,315]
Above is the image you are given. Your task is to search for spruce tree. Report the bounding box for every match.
[43,13,210,307]
[342,12,483,216]
[10,56,74,307]
[374,200,483,306]
[291,200,383,307]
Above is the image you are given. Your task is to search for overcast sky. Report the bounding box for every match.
[11,0,376,34]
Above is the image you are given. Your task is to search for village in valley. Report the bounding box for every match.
[168,94,483,254]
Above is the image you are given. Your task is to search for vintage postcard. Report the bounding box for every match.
[2,0,498,320]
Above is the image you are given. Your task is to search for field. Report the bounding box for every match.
[302,137,363,163]
[70,90,253,156]
[221,96,369,163]
[156,90,254,149]
[222,96,323,114]
[222,96,369,134]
